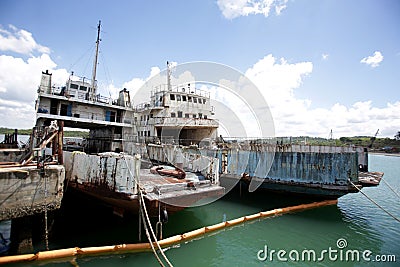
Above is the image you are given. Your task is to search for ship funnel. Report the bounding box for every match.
[118,88,131,107]
[39,70,52,94]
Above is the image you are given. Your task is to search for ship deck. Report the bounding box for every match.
[358,171,384,187]
[137,169,225,207]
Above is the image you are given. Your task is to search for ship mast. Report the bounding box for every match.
[167,61,172,91]
[90,20,101,101]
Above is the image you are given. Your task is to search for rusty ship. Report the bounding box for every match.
[32,21,383,222]
[34,22,224,217]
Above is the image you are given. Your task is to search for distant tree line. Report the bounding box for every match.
[1,127,399,149]
[339,135,400,151]
[0,127,89,138]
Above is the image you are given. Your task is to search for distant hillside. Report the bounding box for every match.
[1,127,399,151]
[339,136,400,151]
[0,128,89,138]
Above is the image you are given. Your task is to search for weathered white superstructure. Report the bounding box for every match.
[36,70,135,153]
[135,82,218,146]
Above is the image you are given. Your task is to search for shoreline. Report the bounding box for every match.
[369,152,400,157]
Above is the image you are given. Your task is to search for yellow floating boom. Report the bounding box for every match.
[0,199,337,265]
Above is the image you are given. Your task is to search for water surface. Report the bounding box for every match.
[8,154,400,266]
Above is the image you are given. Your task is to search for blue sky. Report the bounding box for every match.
[0,0,399,137]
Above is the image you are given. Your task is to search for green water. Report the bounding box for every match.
[12,154,400,266]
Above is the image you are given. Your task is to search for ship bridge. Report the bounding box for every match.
[135,84,218,146]
[36,71,133,129]
[35,70,135,153]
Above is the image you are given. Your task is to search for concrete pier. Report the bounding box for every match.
[0,164,64,253]
[0,165,65,221]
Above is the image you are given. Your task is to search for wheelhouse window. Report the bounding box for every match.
[182,95,187,101]
[187,96,192,102]
[170,94,175,100]
[193,97,197,103]
[171,112,176,118]
[70,83,79,89]
[178,111,183,118]
[176,95,181,101]
[185,113,189,118]
[79,86,87,91]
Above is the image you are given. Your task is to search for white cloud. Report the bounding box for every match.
[121,78,146,98]
[0,25,50,55]
[245,54,399,137]
[0,99,36,129]
[217,0,288,19]
[0,26,397,138]
[0,26,69,129]
[0,54,69,102]
[360,51,383,68]
[0,53,70,128]
[245,54,312,111]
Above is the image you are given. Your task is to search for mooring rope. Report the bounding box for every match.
[380,177,400,200]
[348,179,400,223]
[121,154,166,266]
[43,164,49,251]
[138,190,166,267]
[137,168,173,266]
[122,154,173,267]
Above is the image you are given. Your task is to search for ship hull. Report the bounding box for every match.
[67,180,224,217]
[66,182,185,216]
[220,175,356,199]
[63,151,225,217]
